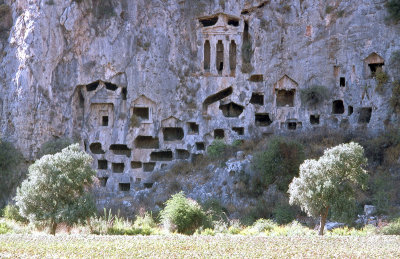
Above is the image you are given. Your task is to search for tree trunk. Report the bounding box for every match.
[50,220,57,235]
[318,207,329,236]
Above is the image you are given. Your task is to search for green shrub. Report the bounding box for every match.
[375,71,389,93]
[37,137,73,158]
[325,6,334,14]
[385,0,400,23]
[207,139,227,160]
[94,0,116,19]
[273,203,296,225]
[390,50,400,75]
[381,218,400,235]
[390,81,400,113]
[300,85,330,107]
[0,222,11,234]
[202,199,228,224]
[160,192,207,234]
[2,205,27,223]
[251,219,277,232]
[252,137,305,191]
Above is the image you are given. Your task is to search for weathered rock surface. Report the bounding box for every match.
[0,0,399,211]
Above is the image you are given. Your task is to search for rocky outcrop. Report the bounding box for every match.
[0,0,399,209]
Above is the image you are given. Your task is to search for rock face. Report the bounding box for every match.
[0,1,399,207]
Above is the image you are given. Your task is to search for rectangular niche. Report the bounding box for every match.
[358,107,372,124]
[340,77,346,87]
[310,115,320,125]
[134,136,159,149]
[98,177,108,187]
[110,144,131,157]
[276,90,295,107]
[214,129,225,139]
[98,160,108,170]
[143,162,156,172]
[249,74,263,82]
[131,161,142,169]
[150,150,173,161]
[119,183,130,192]
[176,149,190,159]
[91,103,114,127]
[163,127,184,141]
[232,127,244,135]
[196,142,205,151]
[287,121,302,130]
[255,113,272,126]
[187,122,199,134]
[112,163,125,173]
[133,107,150,120]
[250,93,264,105]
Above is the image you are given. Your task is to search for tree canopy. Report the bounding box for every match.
[288,142,368,235]
[16,144,96,234]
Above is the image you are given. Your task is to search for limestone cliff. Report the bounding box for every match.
[0,0,399,202]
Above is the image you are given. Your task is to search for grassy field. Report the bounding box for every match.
[0,234,399,258]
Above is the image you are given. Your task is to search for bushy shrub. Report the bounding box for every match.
[37,137,73,158]
[0,222,11,234]
[300,85,330,107]
[2,205,27,223]
[381,218,400,235]
[251,219,277,232]
[385,0,400,23]
[0,140,24,206]
[207,139,227,160]
[390,81,400,113]
[202,199,228,224]
[390,50,400,75]
[273,203,296,225]
[252,137,305,191]
[160,192,207,234]
[375,71,389,93]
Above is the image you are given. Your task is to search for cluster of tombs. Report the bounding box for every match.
[80,13,386,193]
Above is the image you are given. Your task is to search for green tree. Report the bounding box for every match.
[288,142,368,235]
[37,137,73,158]
[15,144,96,235]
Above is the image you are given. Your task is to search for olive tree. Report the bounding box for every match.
[288,142,368,235]
[16,144,96,234]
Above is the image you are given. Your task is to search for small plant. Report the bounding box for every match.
[381,218,400,235]
[160,192,207,234]
[390,81,400,113]
[2,205,27,223]
[251,219,277,233]
[0,222,11,234]
[300,85,330,107]
[375,71,389,93]
[325,6,335,14]
[385,0,400,23]
[207,139,227,160]
[390,50,400,75]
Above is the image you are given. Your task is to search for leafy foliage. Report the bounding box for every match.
[385,0,400,22]
[390,81,400,113]
[160,192,207,234]
[273,203,296,225]
[300,85,330,107]
[0,222,11,234]
[381,218,400,235]
[37,138,73,158]
[0,140,24,207]
[16,144,96,234]
[375,71,389,94]
[288,142,368,235]
[2,205,27,223]
[252,137,305,191]
[207,139,228,160]
[390,50,400,76]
